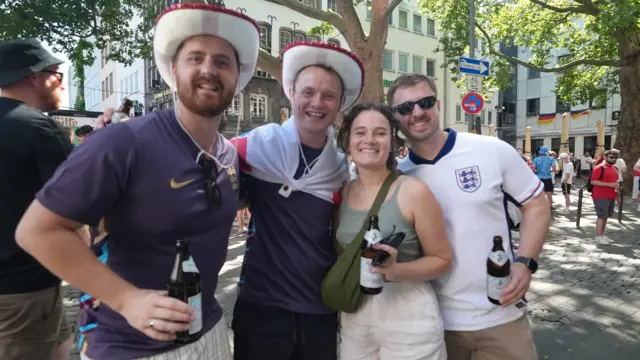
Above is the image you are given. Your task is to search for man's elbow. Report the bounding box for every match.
[15,203,40,252]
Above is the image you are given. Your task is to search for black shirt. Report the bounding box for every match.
[0,97,72,294]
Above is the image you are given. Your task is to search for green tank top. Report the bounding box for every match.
[336,177,421,263]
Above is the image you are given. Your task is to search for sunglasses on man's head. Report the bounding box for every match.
[199,156,222,209]
[393,96,437,116]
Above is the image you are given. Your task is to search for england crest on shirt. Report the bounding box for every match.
[455,166,482,193]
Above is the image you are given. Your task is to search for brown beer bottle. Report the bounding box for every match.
[487,236,511,305]
[167,239,202,343]
[360,215,384,295]
[110,98,134,124]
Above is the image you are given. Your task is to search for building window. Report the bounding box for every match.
[426,19,436,36]
[526,98,540,116]
[124,77,129,95]
[308,35,321,42]
[366,0,372,20]
[398,53,409,72]
[255,68,271,78]
[383,50,393,71]
[279,28,293,54]
[109,73,114,96]
[259,24,272,52]
[589,98,606,109]
[134,71,139,92]
[413,14,422,33]
[327,39,340,47]
[225,94,242,117]
[299,0,319,7]
[120,80,124,98]
[426,59,436,77]
[488,111,493,125]
[528,68,540,79]
[129,75,134,95]
[294,31,306,42]
[399,10,408,29]
[456,105,462,122]
[556,97,570,113]
[101,80,105,100]
[250,94,268,121]
[412,55,423,73]
[480,110,486,124]
[327,0,336,11]
[388,11,393,25]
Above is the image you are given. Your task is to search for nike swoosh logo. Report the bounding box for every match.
[170,178,195,189]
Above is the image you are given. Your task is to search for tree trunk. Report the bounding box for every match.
[614,33,640,194]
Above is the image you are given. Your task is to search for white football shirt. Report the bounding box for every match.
[398,130,543,331]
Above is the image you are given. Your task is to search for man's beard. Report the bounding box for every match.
[176,75,235,117]
[38,88,60,113]
[606,159,617,165]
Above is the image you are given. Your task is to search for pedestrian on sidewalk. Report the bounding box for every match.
[390,73,551,360]
[590,149,621,245]
[0,38,76,360]
[558,153,574,214]
[531,146,557,208]
[230,42,363,360]
[15,5,259,360]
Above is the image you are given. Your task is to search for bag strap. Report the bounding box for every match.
[339,172,399,253]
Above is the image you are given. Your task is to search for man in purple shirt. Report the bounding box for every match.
[15,5,259,360]
[231,42,364,360]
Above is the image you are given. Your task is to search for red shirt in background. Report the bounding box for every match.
[591,164,618,200]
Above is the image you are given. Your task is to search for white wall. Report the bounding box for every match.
[116,59,146,110]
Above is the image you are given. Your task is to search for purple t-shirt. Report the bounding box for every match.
[36,110,238,360]
[238,144,339,314]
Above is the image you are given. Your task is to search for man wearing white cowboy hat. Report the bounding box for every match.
[230,42,363,360]
[16,4,258,360]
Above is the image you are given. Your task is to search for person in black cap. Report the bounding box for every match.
[0,38,76,360]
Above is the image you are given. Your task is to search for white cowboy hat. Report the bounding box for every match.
[282,42,364,112]
[153,4,259,95]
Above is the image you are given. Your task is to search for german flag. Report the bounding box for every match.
[538,113,555,124]
[570,109,590,118]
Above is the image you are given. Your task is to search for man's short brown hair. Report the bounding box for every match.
[387,73,438,107]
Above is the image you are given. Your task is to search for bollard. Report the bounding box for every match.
[576,187,583,228]
[618,181,624,223]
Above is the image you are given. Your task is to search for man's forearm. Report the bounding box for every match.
[20,228,137,313]
[519,199,550,261]
[591,180,615,187]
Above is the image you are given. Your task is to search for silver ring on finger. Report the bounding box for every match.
[149,319,157,329]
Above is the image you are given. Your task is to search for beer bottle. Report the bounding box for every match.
[167,239,202,343]
[360,215,384,295]
[487,235,511,305]
[110,98,134,124]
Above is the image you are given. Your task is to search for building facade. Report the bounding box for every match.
[514,48,621,156]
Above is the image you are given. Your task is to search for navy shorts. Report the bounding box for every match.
[541,178,554,193]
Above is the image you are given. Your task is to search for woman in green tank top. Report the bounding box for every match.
[334,102,452,360]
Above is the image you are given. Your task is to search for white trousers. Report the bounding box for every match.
[633,176,639,200]
[340,281,446,360]
[81,318,232,360]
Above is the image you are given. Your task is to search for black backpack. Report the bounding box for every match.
[586,165,618,192]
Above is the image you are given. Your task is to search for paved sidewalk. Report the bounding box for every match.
[65,191,640,359]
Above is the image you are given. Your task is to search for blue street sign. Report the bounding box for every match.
[458,57,490,76]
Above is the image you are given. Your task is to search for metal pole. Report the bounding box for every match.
[618,181,624,223]
[467,0,475,133]
[576,188,583,228]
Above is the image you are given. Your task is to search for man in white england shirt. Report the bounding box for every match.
[389,73,551,360]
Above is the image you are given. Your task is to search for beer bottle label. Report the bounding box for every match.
[182,256,199,273]
[360,257,384,288]
[487,274,510,300]
[488,251,508,266]
[364,229,382,246]
[188,293,203,334]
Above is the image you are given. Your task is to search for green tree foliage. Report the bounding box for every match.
[0,0,162,67]
[420,0,640,188]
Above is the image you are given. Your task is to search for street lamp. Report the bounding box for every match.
[236,7,246,14]
[267,15,277,27]
[211,0,225,7]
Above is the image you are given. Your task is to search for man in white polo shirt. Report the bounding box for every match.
[389,73,551,360]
